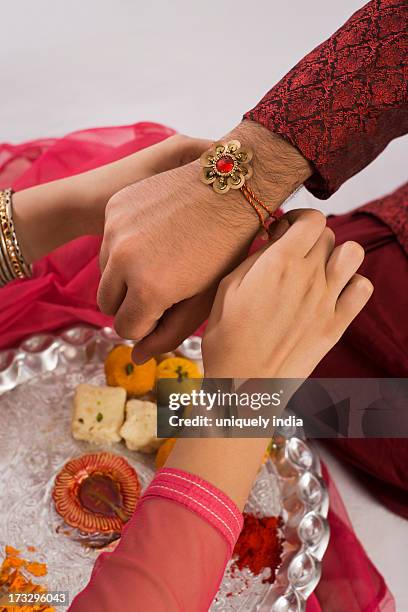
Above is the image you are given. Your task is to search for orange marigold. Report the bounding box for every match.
[0,545,54,612]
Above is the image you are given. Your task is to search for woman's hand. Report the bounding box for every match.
[202,208,373,379]
[12,134,210,264]
[168,209,373,510]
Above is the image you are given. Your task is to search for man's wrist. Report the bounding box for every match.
[188,120,312,241]
[224,120,312,208]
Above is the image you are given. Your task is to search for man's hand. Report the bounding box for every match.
[97,121,312,362]
[13,135,210,264]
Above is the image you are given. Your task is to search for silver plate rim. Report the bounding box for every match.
[0,325,330,611]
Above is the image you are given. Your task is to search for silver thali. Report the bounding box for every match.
[0,326,329,611]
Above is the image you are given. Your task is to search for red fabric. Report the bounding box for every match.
[69,464,394,612]
[364,181,408,253]
[70,497,230,612]
[318,197,408,377]
[310,463,396,612]
[244,0,408,199]
[315,187,408,520]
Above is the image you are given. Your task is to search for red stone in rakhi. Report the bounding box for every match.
[216,156,234,174]
[52,452,141,533]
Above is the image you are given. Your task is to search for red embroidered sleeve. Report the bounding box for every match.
[244,0,408,199]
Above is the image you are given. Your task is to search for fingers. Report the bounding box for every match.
[306,227,335,265]
[226,211,326,288]
[326,241,365,294]
[132,289,216,363]
[113,287,164,342]
[99,238,109,273]
[97,261,127,315]
[209,211,324,296]
[229,217,291,286]
[335,273,374,325]
[274,209,327,257]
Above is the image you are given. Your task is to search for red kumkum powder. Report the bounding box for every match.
[232,513,283,583]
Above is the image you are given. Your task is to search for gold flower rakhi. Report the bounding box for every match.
[200,140,253,194]
[199,140,277,233]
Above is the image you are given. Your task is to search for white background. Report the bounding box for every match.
[1,0,407,606]
[1,0,407,215]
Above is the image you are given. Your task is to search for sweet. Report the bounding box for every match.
[120,399,162,454]
[52,452,141,533]
[156,357,202,406]
[104,345,156,396]
[71,384,126,445]
[156,357,201,381]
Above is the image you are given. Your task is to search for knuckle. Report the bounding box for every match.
[96,273,115,315]
[135,287,152,308]
[105,186,136,221]
[113,310,145,341]
[134,274,158,304]
[354,275,374,295]
[97,296,107,316]
[105,192,121,217]
[324,227,335,244]
[111,240,132,265]
[103,216,119,244]
[304,208,326,228]
[97,288,110,315]
[113,317,131,340]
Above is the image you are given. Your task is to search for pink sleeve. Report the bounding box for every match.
[69,468,243,612]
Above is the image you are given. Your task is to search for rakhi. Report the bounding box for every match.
[199,140,277,233]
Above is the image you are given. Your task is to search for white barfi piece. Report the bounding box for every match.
[72,384,126,444]
[120,399,161,453]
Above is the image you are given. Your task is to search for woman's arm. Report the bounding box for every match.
[69,210,373,611]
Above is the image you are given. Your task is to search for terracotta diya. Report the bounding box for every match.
[52,452,141,533]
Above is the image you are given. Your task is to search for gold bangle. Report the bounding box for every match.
[0,204,15,285]
[0,189,32,284]
[4,189,31,277]
[199,140,277,234]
